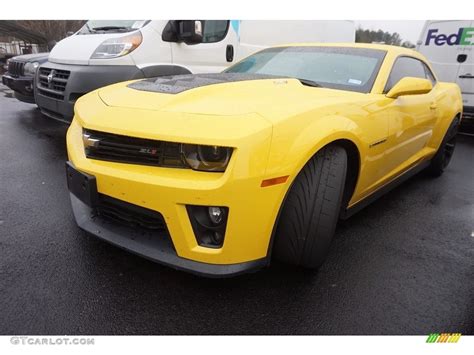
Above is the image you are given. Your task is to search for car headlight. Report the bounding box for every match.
[90,31,142,59]
[23,61,39,76]
[182,144,232,172]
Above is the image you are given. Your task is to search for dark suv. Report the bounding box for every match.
[2,53,49,103]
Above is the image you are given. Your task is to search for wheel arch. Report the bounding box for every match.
[266,135,362,259]
[295,131,362,207]
[330,139,361,210]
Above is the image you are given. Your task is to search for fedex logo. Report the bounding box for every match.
[425,28,474,46]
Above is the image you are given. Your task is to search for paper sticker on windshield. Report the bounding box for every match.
[348,79,362,85]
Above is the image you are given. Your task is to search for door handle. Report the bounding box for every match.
[226,44,234,62]
[430,102,437,110]
[459,73,474,79]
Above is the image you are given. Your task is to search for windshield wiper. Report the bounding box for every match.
[297,78,323,88]
[92,26,130,32]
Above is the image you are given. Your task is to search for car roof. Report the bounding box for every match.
[273,42,421,57]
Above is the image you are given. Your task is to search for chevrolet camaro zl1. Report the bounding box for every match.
[65,43,462,277]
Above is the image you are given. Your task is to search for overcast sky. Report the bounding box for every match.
[355,20,425,43]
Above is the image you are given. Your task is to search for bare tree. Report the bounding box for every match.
[11,20,86,48]
[356,27,403,46]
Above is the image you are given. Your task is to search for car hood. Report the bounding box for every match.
[11,53,49,63]
[98,73,366,123]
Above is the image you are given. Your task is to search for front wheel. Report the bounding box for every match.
[273,145,347,269]
[427,116,460,177]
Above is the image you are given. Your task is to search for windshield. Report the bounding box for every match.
[78,20,149,34]
[225,46,387,93]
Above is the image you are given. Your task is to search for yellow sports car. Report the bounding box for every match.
[66,43,462,277]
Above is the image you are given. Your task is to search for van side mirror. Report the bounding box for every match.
[386,77,433,99]
[162,20,203,44]
[178,20,203,44]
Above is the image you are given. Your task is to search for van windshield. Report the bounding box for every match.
[225,46,387,93]
[78,20,149,34]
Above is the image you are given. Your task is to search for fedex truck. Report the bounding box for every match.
[417,20,474,127]
[35,20,355,122]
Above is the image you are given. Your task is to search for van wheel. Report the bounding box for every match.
[273,145,347,269]
[427,116,460,177]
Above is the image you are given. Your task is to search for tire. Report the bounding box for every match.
[427,116,460,177]
[273,145,347,269]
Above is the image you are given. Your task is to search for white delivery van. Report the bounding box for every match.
[417,20,474,123]
[35,20,355,122]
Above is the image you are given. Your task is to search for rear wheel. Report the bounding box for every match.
[427,116,460,177]
[273,145,347,269]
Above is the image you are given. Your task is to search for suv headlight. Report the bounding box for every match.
[90,31,142,59]
[23,61,39,76]
[182,144,232,172]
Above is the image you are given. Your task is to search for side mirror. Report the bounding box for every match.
[162,21,179,42]
[178,20,203,44]
[386,77,433,99]
[162,20,203,44]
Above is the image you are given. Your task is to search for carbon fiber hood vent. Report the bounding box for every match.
[127,73,285,94]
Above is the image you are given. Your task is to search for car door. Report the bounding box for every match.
[383,56,438,175]
[170,20,239,73]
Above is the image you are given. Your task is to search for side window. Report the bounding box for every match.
[201,21,229,43]
[385,57,428,92]
[422,62,437,86]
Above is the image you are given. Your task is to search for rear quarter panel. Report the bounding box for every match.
[428,82,463,150]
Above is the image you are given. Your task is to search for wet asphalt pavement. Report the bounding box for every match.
[0,84,473,335]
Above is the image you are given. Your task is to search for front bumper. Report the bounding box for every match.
[69,193,268,277]
[2,74,35,103]
[35,62,144,122]
[66,113,287,276]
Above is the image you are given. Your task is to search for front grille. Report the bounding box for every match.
[84,129,188,168]
[7,61,25,77]
[94,194,168,231]
[37,88,64,100]
[37,67,70,100]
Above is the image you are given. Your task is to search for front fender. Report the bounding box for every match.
[264,114,364,182]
